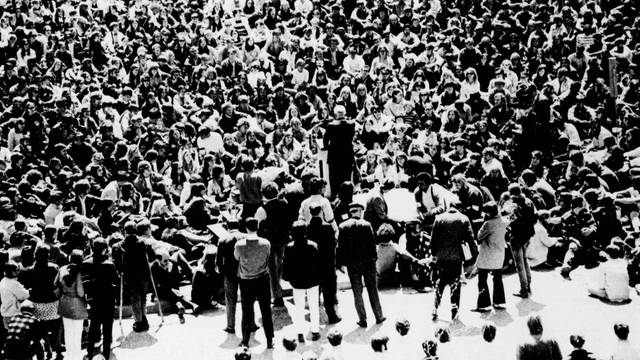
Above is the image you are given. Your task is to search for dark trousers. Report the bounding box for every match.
[239,274,274,344]
[476,269,505,308]
[223,276,238,330]
[87,307,114,360]
[128,286,148,325]
[319,267,339,318]
[268,244,285,301]
[433,260,462,316]
[39,318,62,357]
[347,262,384,323]
[240,203,261,220]
[511,243,531,293]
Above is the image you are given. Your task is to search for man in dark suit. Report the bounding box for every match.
[337,203,385,327]
[323,105,355,196]
[218,48,244,80]
[72,179,101,218]
[307,203,341,324]
[430,203,475,321]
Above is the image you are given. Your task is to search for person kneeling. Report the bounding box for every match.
[587,244,630,303]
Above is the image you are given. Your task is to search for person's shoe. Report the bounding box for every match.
[493,304,506,310]
[328,315,342,324]
[266,338,274,349]
[273,298,285,307]
[311,332,321,341]
[560,267,572,280]
[376,317,386,324]
[471,307,492,313]
[223,327,236,334]
[513,291,529,298]
[132,322,147,333]
[357,320,368,328]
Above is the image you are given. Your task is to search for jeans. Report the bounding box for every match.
[268,244,285,301]
[87,308,114,360]
[476,269,505,308]
[433,260,462,316]
[62,318,84,360]
[347,262,384,323]
[239,274,274,344]
[223,276,238,330]
[292,286,320,334]
[511,243,532,293]
[319,268,339,318]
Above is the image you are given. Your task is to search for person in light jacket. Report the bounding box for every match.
[0,262,29,329]
[283,221,321,343]
[474,202,508,312]
[55,250,88,360]
[588,245,630,303]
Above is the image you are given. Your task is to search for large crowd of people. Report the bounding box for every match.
[0,0,639,358]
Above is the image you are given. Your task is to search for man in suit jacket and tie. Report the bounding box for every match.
[430,203,475,321]
[337,202,385,327]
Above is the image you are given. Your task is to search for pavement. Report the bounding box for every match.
[108,266,640,360]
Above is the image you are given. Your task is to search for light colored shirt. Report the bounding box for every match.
[527,222,558,267]
[0,277,29,318]
[234,236,270,280]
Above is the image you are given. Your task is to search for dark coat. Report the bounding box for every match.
[430,208,474,263]
[337,217,377,270]
[283,241,320,289]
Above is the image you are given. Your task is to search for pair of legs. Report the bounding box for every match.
[511,243,532,296]
[292,286,320,337]
[319,268,340,322]
[128,283,148,331]
[239,274,274,346]
[476,269,505,309]
[433,260,462,320]
[223,276,238,331]
[347,262,384,325]
[268,244,285,305]
[62,317,84,360]
[87,307,114,360]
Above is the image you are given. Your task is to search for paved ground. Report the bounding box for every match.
[109,266,639,360]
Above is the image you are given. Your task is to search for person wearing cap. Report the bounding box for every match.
[255,182,290,308]
[430,201,474,321]
[336,202,385,327]
[2,300,42,360]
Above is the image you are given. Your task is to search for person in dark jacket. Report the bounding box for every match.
[451,173,486,221]
[337,202,385,327]
[113,221,154,332]
[307,203,341,324]
[255,182,289,308]
[150,249,196,324]
[364,179,393,233]
[191,247,223,314]
[83,238,119,360]
[506,184,536,298]
[323,105,356,196]
[283,221,321,343]
[516,315,562,360]
[430,204,475,321]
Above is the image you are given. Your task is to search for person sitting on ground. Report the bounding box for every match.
[376,223,430,287]
[568,334,596,360]
[320,329,345,360]
[611,323,640,360]
[527,211,564,269]
[150,249,197,324]
[370,333,389,353]
[395,318,410,336]
[422,338,439,360]
[190,247,223,314]
[588,244,630,303]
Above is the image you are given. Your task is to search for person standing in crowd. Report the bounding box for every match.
[430,203,474,321]
[234,217,273,348]
[337,202,385,327]
[299,178,338,232]
[255,182,290,308]
[0,263,29,329]
[235,156,263,220]
[55,250,88,360]
[18,245,63,360]
[216,219,249,334]
[113,221,154,333]
[283,221,321,342]
[306,202,341,324]
[516,315,562,360]
[474,202,508,312]
[507,184,536,298]
[83,238,119,360]
[324,105,356,196]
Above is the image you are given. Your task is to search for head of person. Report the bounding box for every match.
[262,182,279,200]
[614,323,630,340]
[301,351,318,360]
[309,177,326,195]
[291,220,307,243]
[422,338,438,358]
[381,179,395,194]
[483,201,499,219]
[570,334,585,349]
[348,202,365,219]
[282,334,298,352]
[370,333,389,352]
[234,346,251,360]
[395,318,410,336]
[327,329,343,347]
[451,174,468,193]
[245,217,259,233]
[482,323,497,343]
[4,262,19,279]
[527,315,544,337]
[376,223,395,244]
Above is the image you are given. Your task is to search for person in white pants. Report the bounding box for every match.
[282,220,322,343]
[56,250,89,360]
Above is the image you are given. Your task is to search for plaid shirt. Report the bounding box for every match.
[4,312,39,354]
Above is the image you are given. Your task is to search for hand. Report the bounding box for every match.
[580,227,593,236]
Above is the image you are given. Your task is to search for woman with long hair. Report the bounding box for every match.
[56,250,88,360]
[190,247,223,313]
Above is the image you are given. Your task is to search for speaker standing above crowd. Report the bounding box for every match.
[0,0,639,358]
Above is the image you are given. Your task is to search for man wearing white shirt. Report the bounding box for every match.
[342,45,365,77]
[196,126,224,155]
[588,245,630,303]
